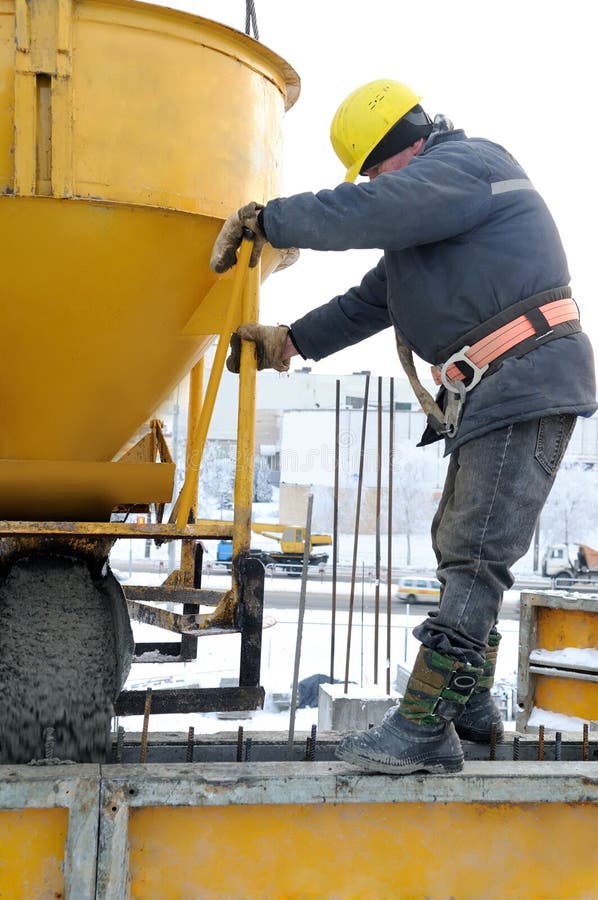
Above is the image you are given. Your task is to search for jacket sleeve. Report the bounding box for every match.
[289,257,391,361]
[262,142,492,252]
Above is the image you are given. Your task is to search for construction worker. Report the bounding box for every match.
[210,79,597,774]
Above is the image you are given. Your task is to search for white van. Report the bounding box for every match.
[396,576,441,603]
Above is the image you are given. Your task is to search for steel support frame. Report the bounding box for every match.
[116,551,265,716]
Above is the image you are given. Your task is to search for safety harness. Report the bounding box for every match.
[397,286,581,439]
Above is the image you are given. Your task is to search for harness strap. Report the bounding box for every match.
[432,293,580,389]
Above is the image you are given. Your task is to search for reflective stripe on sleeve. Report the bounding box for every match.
[491,178,535,195]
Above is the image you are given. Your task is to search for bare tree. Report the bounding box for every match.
[392,446,438,565]
[198,442,235,517]
[253,456,273,503]
[541,464,598,547]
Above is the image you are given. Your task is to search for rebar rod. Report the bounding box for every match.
[583,723,589,761]
[386,378,395,694]
[186,726,195,763]
[44,726,56,760]
[287,494,314,759]
[330,380,340,683]
[538,724,545,761]
[374,376,382,684]
[116,726,125,764]
[344,376,370,691]
[139,687,152,763]
[489,723,497,761]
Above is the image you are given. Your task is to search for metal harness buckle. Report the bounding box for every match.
[440,346,489,394]
[443,380,466,438]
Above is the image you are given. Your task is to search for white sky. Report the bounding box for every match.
[158,0,597,378]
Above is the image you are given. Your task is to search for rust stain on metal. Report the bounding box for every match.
[195,589,237,630]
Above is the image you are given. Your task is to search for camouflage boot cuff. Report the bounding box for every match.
[400,647,483,725]
[477,630,502,692]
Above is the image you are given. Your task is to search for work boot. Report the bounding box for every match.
[336,647,482,775]
[454,630,504,743]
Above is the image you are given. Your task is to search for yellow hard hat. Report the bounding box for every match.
[330,79,423,182]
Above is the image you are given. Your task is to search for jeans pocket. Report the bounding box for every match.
[534,414,576,476]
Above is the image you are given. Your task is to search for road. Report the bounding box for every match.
[263,583,523,621]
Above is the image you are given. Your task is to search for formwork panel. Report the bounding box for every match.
[126,801,598,900]
[0,808,67,898]
[97,761,598,900]
[536,606,598,650]
[535,674,598,719]
[518,592,598,729]
[0,765,100,898]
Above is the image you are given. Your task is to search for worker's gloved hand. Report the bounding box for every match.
[210,202,266,273]
[227,323,291,373]
[273,247,301,272]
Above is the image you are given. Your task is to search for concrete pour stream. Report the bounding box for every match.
[0,556,133,763]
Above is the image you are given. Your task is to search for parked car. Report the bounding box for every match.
[396,576,441,603]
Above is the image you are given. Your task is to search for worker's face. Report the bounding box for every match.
[363,138,425,180]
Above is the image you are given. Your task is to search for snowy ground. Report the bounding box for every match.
[117,568,524,737]
[112,492,596,738]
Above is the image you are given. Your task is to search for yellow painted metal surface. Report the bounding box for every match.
[127,801,598,899]
[0,459,174,521]
[0,808,67,898]
[0,0,298,519]
[233,264,260,558]
[535,675,598,720]
[537,606,598,651]
[174,239,254,530]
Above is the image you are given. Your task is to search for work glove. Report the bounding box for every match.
[210,202,266,273]
[227,323,291,373]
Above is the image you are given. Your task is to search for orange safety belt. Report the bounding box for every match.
[432,297,580,390]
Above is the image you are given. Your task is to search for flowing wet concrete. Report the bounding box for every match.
[0,556,133,763]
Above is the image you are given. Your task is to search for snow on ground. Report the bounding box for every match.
[111,495,595,737]
[527,707,591,731]
[116,566,522,736]
[530,647,598,669]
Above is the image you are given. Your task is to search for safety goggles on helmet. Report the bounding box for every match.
[360,105,432,175]
[330,79,431,182]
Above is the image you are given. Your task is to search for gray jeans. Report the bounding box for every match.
[413,414,576,667]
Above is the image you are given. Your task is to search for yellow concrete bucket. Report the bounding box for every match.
[0,0,299,520]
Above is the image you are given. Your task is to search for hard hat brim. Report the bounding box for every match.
[344,159,363,183]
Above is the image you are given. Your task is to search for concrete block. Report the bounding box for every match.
[318,682,400,733]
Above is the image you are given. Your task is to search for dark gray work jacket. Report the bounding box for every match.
[261,126,597,451]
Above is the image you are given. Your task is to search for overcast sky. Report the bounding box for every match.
[158,1,597,379]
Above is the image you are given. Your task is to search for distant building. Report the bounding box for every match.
[158,359,598,533]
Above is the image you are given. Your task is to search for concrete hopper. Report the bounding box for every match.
[0,0,299,520]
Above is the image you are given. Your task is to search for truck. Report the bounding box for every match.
[541,542,598,583]
[216,524,332,573]
[251,523,332,571]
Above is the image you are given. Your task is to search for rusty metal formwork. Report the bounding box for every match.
[517,590,598,731]
[2,741,598,900]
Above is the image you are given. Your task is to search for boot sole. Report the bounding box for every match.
[335,745,464,775]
